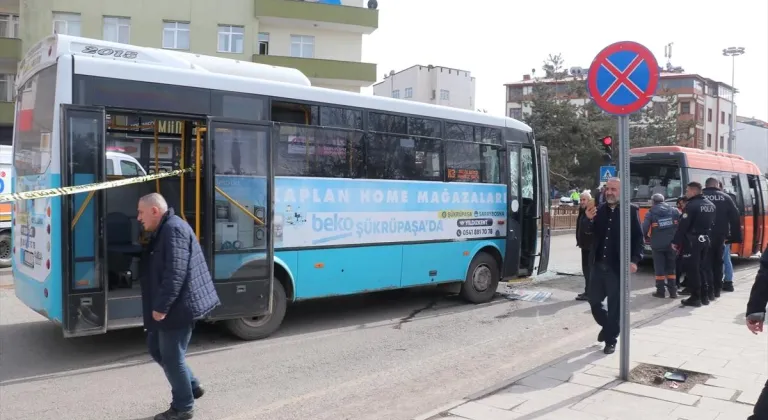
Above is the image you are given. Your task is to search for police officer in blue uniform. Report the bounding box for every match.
[702,178,742,298]
[673,182,716,307]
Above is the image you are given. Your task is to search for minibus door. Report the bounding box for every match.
[537,145,551,274]
[204,118,275,320]
[61,105,108,337]
[502,142,523,278]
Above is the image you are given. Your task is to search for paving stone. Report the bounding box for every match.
[613,382,700,405]
[575,390,680,418]
[569,372,616,388]
[529,407,608,420]
[536,366,574,381]
[449,402,523,420]
[696,396,754,418]
[476,393,527,411]
[584,365,619,379]
[689,384,736,400]
[737,386,763,405]
[516,373,563,390]
[669,405,720,420]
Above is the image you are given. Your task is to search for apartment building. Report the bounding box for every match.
[0,0,379,144]
[504,72,736,151]
[372,65,477,110]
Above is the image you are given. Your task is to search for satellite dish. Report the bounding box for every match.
[367,0,378,9]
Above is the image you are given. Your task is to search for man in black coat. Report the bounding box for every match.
[582,178,644,354]
[745,250,768,420]
[576,191,594,301]
[138,193,221,420]
[702,177,742,298]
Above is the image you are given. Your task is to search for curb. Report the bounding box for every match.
[413,265,760,420]
[551,229,575,237]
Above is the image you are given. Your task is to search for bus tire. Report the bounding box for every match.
[0,231,11,268]
[223,280,287,341]
[460,252,500,304]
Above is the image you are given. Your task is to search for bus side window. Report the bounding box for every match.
[520,148,534,200]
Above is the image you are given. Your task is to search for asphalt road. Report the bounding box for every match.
[0,237,759,420]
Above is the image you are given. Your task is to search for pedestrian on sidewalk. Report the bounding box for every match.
[582,178,643,354]
[642,193,680,298]
[745,249,768,420]
[576,191,594,301]
[673,182,716,308]
[138,193,221,420]
[702,178,742,299]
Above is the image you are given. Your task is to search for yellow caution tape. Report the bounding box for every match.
[0,167,194,204]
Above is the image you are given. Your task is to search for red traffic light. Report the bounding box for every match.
[602,136,613,146]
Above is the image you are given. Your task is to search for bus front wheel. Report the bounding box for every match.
[460,252,500,304]
[0,231,11,268]
[223,280,287,341]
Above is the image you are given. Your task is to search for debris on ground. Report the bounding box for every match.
[501,287,552,303]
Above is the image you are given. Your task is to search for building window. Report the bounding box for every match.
[728,113,732,126]
[707,108,712,122]
[721,111,725,124]
[53,12,81,36]
[440,89,450,100]
[720,135,725,149]
[392,90,400,99]
[404,87,413,98]
[217,25,244,53]
[162,21,190,50]
[707,133,712,147]
[0,14,19,38]
[0,74,15,102]
[258,32,269,55]
[680,101,691,114]
[290,35,314,59]
[509,108,523,120]
[103,17,130,44]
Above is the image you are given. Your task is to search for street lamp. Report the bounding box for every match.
[722,47,745,153]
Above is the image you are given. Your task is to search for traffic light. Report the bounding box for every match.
[600,136,613,163]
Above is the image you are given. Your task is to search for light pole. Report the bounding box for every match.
[722,47,745,153]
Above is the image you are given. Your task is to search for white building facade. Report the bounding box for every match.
[373,65,476,110]
[733,118,768,175]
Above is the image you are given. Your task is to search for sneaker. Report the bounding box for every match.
[154,408,194,420]
[652,290,666,298]
[681,298,702,308]
[669,290,678,299]
[576,293,588,301]
[597,330,605,343]
[193,386,205,399]
[722,282,734,292]
[604,343,616,354]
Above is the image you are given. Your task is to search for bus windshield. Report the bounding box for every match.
[629,161,682,203]
[13,65,57,177]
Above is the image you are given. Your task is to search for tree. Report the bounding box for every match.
[628,89,696,148]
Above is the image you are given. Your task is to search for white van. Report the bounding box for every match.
[106,150,146,176]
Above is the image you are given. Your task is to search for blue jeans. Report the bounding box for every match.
[147,325,199,412]
[723,244,733,282]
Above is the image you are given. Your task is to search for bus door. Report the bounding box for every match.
[537,145,551,274]
[747,174,764,254]
[515,144,541,276]
[61,105,108,337]
[204,118,274,320]
[502,143,523,277]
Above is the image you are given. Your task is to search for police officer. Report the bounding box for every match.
[673,182,716,307]
[702,178,742,298]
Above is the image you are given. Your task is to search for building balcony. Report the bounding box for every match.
[0,37,21,62]
[254,0,378,34]
[252,54,376,87]
[0,101,15,125]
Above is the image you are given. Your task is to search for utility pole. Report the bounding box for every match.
[722,47,745,153]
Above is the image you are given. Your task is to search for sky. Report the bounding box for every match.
[361,0,768,121]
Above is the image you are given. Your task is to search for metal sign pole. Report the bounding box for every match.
[618,114,631,381]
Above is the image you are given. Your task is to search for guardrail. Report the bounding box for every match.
[551,205,579,230]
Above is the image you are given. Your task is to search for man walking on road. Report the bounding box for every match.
[576,191,594,301]
[673,182,716,308]
[138,193,221,420]
[642,193,680,299]
[582,178,643,354]
[701,178,742,299]
[745,249,768,420]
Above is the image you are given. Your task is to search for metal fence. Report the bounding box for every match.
[551,205,579,230]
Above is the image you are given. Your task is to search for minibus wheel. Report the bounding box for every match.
[223,280,287,340]
[0,232,11,268]
[460,252,500,304]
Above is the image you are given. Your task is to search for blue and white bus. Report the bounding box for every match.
[11,35,551,340]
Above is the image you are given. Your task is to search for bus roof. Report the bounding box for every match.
[631,146,762,175]
[21,34,532,133]
[17,34,311,90]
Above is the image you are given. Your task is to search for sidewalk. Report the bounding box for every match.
[413,270,767,420]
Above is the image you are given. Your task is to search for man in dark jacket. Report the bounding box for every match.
[582,178,644,354]
[642,194,681,298]
[702,178,742,298]
[576,191,594,301]
[138,193,220,420]
[745,251,768,420]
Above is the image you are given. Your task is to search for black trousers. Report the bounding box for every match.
[706,237,725,293]
[682,240,709,300]
[748,379,768,420]
[588,262,620,346]
[580,247,591,294]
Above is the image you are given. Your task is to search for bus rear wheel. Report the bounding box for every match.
[0,232,11,268]
[223,280,287,341]
[460,252,500,304]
